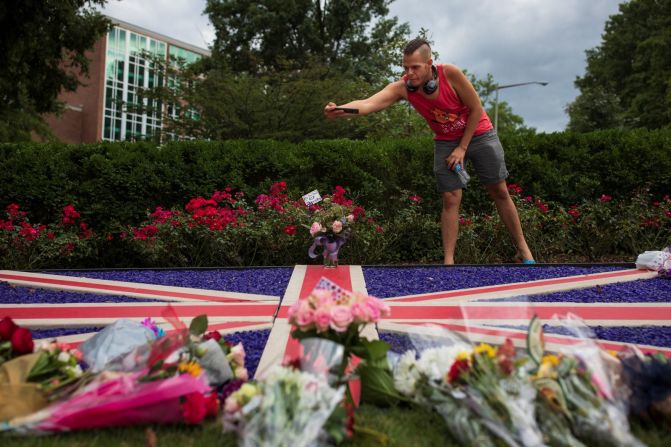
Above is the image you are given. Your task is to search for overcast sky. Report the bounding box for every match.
[100,0,622,133]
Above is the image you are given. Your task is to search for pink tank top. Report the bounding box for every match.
[404,64,493,140]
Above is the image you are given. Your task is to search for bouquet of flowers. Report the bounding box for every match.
[4,313,227,433]
[222,364,347,447]
[529,315,644,447]
[288,279,390,385]
[0,316,34,363]
[391,314,647,447]
[305,186,360,268]
[619,350,671,428]
[392,329,546,447]
[27,341,88,401]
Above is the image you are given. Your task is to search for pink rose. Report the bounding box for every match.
[346,214,354,222]
[350,302,369,323]
[310,289,333,307]
[295,301,315,329]
[309,222,323,236]
[313,308,331,332]
[332,220,343,234]
[330,305,353,332]
[224,395,241,414]
[366,296,390,320]
[364,300,381,322]
[288,301,300,320]
[234,367,249,381]
[230,343,246,365]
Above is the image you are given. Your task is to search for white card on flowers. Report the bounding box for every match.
[302,190,322,206]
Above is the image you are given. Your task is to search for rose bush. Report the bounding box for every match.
[1,185,670,268]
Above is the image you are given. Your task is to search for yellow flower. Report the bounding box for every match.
[474,343,496,358]
[235,383,260,404]
[178,361,202,377]
[536,362,558,379]
[607,350,619,358]
[456,351,471,361]
[541,354,560,367]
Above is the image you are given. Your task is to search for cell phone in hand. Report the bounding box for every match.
[333,107,359,114]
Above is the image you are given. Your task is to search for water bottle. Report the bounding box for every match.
[454,163,471,187]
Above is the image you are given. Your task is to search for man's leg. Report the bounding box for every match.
[441,189,462,264]
[485,181,534,261]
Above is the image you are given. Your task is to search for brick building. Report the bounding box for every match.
[45,17,209,143]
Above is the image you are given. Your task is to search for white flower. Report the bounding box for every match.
[57,351,71,363]
[415,345,467,383]
[64,364,83,378]
[393,350,420,397]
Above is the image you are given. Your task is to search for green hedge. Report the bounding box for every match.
[1,128,670,231]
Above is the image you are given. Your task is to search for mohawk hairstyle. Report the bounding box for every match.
[403,37,431,56]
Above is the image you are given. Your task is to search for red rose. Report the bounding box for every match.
[10,327,34,355]
[447,358,470,384]
[204,392,220,418]
[0,316,18,341]
[203,330,222,342]
[283,224,297,236]
[182,392,207,424]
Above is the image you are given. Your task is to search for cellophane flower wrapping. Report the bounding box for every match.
[541,313,645,447]
[79,319,156,373]
[391,324,546,446]
[222,364,345,447]
[287,278,396,409]
[14,370,210,433]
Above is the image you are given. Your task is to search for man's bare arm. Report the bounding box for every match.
[444,64,485,148]
[324,81,405,118]
[442,64,486,170]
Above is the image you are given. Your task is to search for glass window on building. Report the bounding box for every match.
[101,26,206,142]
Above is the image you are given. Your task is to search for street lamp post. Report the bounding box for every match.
[493,81,548,131]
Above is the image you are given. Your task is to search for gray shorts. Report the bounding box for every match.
[433,129,509,192]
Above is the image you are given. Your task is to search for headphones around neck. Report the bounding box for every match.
[406,65,438,94]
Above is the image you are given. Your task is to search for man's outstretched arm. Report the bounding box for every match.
[324,81,405,118]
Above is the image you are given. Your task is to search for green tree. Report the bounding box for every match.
[205,0,409,81]
[0,0,110,142]
[467,72,526,133]
[141,0,412,141]
[567,0,671,131]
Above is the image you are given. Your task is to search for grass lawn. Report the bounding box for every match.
[5,404,671,447]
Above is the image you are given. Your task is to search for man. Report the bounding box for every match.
[324,37,535,265]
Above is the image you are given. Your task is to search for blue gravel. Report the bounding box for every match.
[223,329,270,378]
[30,327,104,339]
[0,283,167,304]
[379,332,415,354]
[50,268,293,297]
[363,266,624,298]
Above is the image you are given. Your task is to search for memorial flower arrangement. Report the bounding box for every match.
[287,280,390,385]
[393,337,546,446]
[304,186,364,268]
[391,316,644,447]
[0,316,34,362]
[222,364,347,447]
[1,313,247,433]
[27,341,88,401]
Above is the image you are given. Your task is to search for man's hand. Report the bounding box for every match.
[324,102,345,119]
[445,145,467,171]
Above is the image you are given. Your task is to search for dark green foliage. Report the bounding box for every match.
[1,128,669,231]
[0,1,110,141]
[567,0,671,131]
[205,0,409,81]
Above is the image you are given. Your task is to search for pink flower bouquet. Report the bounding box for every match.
[287,279,393,407]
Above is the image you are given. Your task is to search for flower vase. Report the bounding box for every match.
[322,237,343,269]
